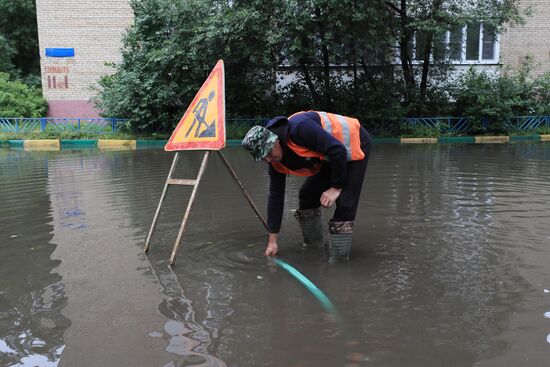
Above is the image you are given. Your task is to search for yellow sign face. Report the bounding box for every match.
[165,60,225,151]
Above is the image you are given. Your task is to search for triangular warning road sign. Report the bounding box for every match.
[165,60,225,151]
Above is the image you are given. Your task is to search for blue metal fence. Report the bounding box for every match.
[402,116,550,132]
[506,116,550,130]
[0,118,127,134]
[403,117,471,132]
[233,116,550,133]
[1,116,549,135]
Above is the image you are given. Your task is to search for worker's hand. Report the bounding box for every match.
[320,187,342,208]
[265,241,278,256]
[265,233,279,256]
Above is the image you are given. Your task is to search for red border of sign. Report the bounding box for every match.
[165,60,225,151]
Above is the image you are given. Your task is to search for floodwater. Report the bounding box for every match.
[1,143,550,367]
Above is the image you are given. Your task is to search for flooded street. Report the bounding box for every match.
[1,143,550,366]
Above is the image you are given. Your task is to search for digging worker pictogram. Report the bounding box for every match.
[242,111,372,263]
[185,90,216,138]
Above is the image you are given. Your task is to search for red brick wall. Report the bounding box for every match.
[500,0,550,75]
[47,100,102,118]
[36,0,134,116]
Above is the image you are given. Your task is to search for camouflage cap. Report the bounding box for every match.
[242,125,278,161]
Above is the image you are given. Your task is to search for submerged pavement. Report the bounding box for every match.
[1,144,550,366]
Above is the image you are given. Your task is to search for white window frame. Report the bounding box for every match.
[408,23,499,65]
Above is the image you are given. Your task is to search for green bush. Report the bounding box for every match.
[452,62,550,134]
[0,73,47,117]
[399,124,441,138]
[225,118,268,140]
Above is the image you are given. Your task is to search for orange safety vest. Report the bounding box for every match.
[271,111,365,176]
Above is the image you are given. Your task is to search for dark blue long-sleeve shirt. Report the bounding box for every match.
[266,111,348,233]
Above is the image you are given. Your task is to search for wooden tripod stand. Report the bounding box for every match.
[144,150,268,266]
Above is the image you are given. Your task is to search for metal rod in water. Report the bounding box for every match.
[144,152,180,253]
[217,150,268,231]
[169,151,210,266]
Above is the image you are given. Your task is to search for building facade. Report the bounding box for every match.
[35,0,548,118]
[499,0,550,75]
[36,0,134,118]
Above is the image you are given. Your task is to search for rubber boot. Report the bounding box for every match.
[294,208,324,248]
[327,220,354,263]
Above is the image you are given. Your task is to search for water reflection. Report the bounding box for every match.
[132,145,548,366]
[35,148,228,366]
[0,149,69,367]
[147,259,227,367]
[2,143,550,366]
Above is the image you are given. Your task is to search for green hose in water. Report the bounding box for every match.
[273,258,365,361]
[273,258,336,315]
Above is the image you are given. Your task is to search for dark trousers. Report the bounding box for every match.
[298,127,372,222]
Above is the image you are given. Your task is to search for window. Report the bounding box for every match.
[413,31,447,61]
[410,22,498,64]
[415,31,428,60]
[432,32,447,61]
[449,25,463,60]
[466,22,480,60]
[482,24,496,60]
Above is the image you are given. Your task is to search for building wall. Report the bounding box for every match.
[500,0,550,75]
[35,0,548,118]
[36,0,134,117]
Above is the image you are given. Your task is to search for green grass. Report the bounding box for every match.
[0,131,166,141]
[508,130,535,136]
[399,125,442,138]
[0,131,132,140]
[2,123,548,141]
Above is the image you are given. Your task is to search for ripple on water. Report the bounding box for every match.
[4,144,550,366]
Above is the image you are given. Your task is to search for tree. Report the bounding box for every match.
[0,0,40,82]
[97,0,280,132]
[385,0,523,114]
[0,73,47,117]
[97,0,528,133]
[246,0,405,126]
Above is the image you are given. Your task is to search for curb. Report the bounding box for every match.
[226,139,242,147]
[401,137,438,144]
[438,136,476,143]
[136,140,167,148]
[373,138,401,144]
[98,139,136,150]
[7,140,24,148]
[509,135,541,142]
[1,136,548,151]
[24,139,60,150]
[61,139,97,149]
[474,136,510,143]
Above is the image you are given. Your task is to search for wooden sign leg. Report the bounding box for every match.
[169,151,210,266]
[217,151,268,231]
[144,152,180,253]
